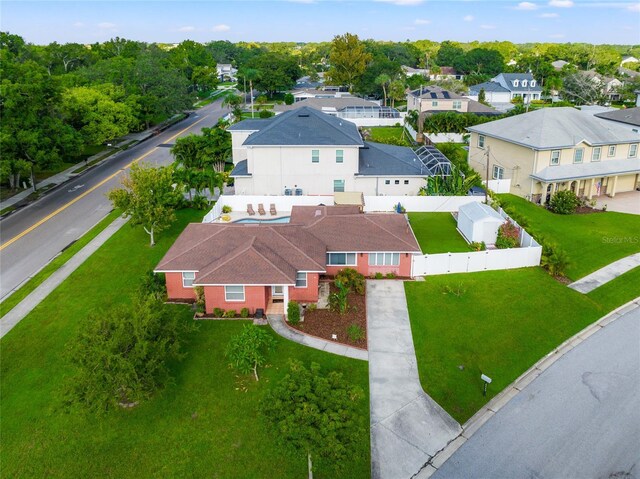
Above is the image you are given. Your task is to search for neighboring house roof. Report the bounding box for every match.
[230,160,250,177]
[552,60,569,70]
[532,158,640,182]
[621,56,639,64]
[402,66,430,75]
[241,106,364,146]
[409,86,465,100]
[618,67,640,78]
[458,202,504,223]
[439,67,459,76]
[467,107,640,149]
[492,73,542,92]
[156,206,421,283]
[595,107,640,127]
[273,96,380,113]
[469,81,510,94]
[227,119,271,132]
[467,100,501,115]
[292,88,349,97]
[358,142,429,176]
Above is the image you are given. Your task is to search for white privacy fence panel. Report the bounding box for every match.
[485,179,511,194]
[363,195,483,212]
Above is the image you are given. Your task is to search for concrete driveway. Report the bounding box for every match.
[433,305,640,479]
[594,191,640,215]
[367,280,461,479]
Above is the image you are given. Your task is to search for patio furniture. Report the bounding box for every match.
[258,203,266,215]
[247,204,256,216]
[270,203,277,215]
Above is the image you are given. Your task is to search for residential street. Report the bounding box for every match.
[433,305,640,479]
[0,100,229,299]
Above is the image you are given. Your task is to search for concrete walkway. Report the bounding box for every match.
[568,253,640,293]
[0,216,128,339]
[267,314,368,361]
[367,280,461,479]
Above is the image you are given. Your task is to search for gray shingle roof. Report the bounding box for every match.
[230,160,250,177]
[409,86,464,100]
[531,158,640,182]
[469,81,510,94]
[273,97,380,113]
[493,73,542,92]
[227,118,272,131]
[466,100,500,115]
[358,142,427,176]
[467,107,640,149]
[242,106,363,146]
[595,107,640,127]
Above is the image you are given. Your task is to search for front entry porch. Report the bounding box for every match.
[533,173,639,205]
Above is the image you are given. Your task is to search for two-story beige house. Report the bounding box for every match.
[467,107,640,203]
[229,106,452,196]
[406,86,499,116]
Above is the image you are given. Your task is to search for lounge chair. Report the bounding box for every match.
[258,203,266,216]
[270,203,277,216]
[247,204,256,216]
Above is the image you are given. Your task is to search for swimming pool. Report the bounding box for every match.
[234,216,291,224]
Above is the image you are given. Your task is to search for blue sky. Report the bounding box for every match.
[1,1,639,45]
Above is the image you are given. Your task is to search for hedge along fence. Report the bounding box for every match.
[411,207,542,276]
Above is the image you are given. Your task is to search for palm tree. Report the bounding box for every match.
[375,74,390,106]
[240,68,260,118]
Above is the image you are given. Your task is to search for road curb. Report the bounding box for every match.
[421,296,640,478]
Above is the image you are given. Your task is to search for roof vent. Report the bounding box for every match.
[314,209,322,217]
[298,114,310,117]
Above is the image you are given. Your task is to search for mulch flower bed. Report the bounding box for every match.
[290,283,367,349]
[574,206,606,215]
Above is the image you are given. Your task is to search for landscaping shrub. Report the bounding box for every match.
[385,272,396,279]
[240,307,250,318]
[223,309,237,318]
[259,109,273,118]
[347,324,365,343]
[225,325,275,381]
[213,307,225,318]
[374,272,384,279]
[284,93,294,105]
[335,268,365,295]
[329,280,350,315]
[549,190,579,215]
[287,301,300,325]
[191,195,209,210]
[139,270,166,301]
[495,220,520,249]
[469,241,486,251]
[307,303,317,312]
[541,242,571,277]
[221,205,232,214]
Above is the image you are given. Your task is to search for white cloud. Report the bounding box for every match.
[97,22,116,29]
[515,2,538,10]
[539,12,559,17]
[549,33,565,38]
[211,24,231,32]
[414,18,431,24]
[375,0,426,5]
[177,26,196,32]
[480,24,496,29]
[548,0,573,7]
[628,3,640,11]
[463,14,474,21]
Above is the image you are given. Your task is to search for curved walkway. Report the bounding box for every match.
[568,252,640,293]
[366,280,461,479]
[266,314,368,361]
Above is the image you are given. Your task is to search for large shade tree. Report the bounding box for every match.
[327,33,372,92]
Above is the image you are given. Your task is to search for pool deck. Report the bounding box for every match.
[213,211,291,223]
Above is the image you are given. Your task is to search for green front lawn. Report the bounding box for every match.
[499,194,640,280]
[364,126,410,146]
[408,212,470,253]
[0,209,370,478]
[406,268,612,423]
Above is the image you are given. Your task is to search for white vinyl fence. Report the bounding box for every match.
[411,207,542,276]
[203,195,334,222]
[485,178,511,194]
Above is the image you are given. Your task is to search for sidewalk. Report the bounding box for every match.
[0,114,185,212]
[0,216,128,339]
[267,314,368,361]
[366,280,461,479]
[568,252,640,293]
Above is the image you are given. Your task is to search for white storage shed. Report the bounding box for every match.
[457,202,504,244]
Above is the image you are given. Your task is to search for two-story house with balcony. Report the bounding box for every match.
[406,86,499,116]
[467,107,640,204]
[228,106,453,196]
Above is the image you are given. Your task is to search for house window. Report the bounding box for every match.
[608,145,616,157]
[326,253,357,266]
[432,101,438,107]
[182,272,195,288]
[574,148,584,163]
[550,150,561,165]
[453,100,462,109]
[368,253,400,266]
[492,165,504,180]
[404,180,409,185]
[531,80,536,87]
[394,180,400,185]
[478,135,485,148]
[336,149,344,163]
[522,80,528,87]
[513,80,519,87]
[295,272,307,288]
[384,179,390,185]
[630,144,638,158]
[333,179,345,192]
[591,147,601,162]
[224,285,245,301]
[312,149,319,163]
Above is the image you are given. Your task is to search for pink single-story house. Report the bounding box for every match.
[155,205,421,315]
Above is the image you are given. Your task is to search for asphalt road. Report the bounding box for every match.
[434,306,640,479]
[0,99,229,299]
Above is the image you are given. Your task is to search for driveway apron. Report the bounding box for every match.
[367,280,461,479]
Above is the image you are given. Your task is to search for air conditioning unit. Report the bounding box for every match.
[294,188,303,196]
[284,188,293,196]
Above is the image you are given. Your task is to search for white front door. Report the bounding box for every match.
[272,286,284,297]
